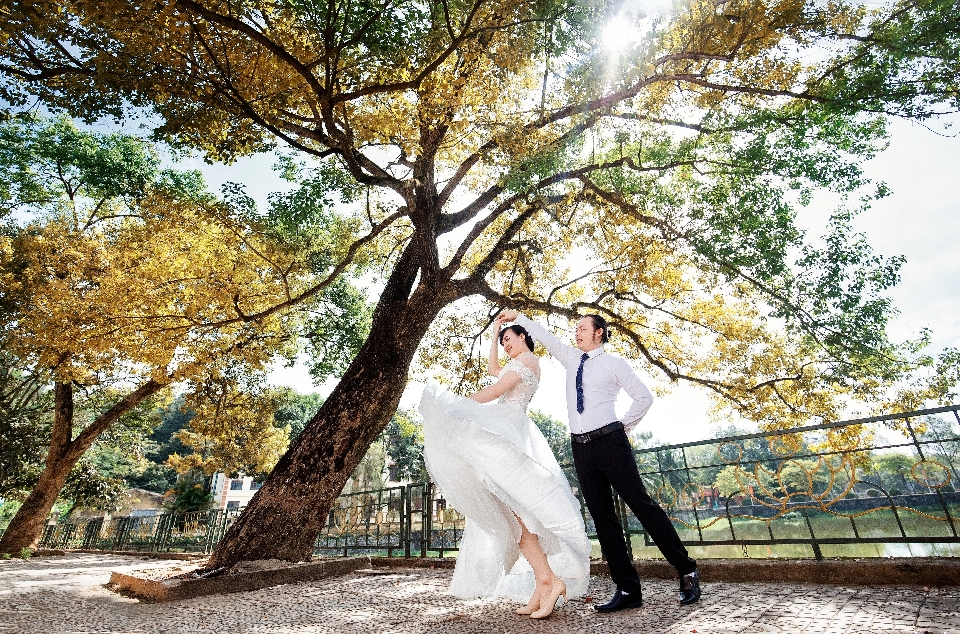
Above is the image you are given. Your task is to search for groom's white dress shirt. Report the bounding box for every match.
[515,315,654,435]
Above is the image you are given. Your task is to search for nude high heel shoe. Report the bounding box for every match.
[530,578,566,619]
[516,586,542,615]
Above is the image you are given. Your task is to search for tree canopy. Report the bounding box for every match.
[2,1,957,423]
[2,0,958,564]
[0,114,331,552]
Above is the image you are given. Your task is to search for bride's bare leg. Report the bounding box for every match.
[515,516,559,615]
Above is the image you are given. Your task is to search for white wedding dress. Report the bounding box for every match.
[420,358,591,601]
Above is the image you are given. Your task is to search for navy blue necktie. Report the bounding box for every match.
[576,353,589,413]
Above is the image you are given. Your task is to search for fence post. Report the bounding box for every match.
[155,514,174,553]
[800,508,823,560]
[403,484,412,558]
[421,483,432,557]
[39,524,56,548]
[203,510,221,553]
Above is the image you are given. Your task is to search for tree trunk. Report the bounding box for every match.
[0,379,164,554]
[0,455,76,553]
[207,276,455,568]
[0,382,74,553]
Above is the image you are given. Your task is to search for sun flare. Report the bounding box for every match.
[602,16,639,53]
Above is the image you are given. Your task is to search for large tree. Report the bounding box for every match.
[0,115,319,552]
[1,0,957,566]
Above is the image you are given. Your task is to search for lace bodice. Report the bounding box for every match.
[497,357,540,411]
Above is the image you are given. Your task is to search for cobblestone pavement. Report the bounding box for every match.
[2,554,960,634]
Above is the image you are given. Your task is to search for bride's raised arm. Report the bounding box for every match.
[487,315,505,378]
[471,315,521,403]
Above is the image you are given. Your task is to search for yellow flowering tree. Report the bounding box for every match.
[0,116,318,553]
[167,379,293,478]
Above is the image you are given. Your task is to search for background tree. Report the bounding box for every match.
[0,349,51,501]
[869,453,916,495]
[0,346,169,517]
[273,389,325,441]
[168,377,292,479]
[123,397,192,494]
[918,415,960,488]
[530,410,574,469]
[1,0,958,566]
[162,470,215,515]
[382,408,427,483]
[0,115,323,553]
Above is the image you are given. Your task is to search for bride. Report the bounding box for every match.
[420,314,591,619]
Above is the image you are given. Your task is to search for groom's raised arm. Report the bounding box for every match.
[513,314,580,367]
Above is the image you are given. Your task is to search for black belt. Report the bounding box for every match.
[571,421,623,444]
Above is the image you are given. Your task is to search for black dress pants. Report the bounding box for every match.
[572,428,696,593]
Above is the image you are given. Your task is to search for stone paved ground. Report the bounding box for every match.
[2,554,960,634]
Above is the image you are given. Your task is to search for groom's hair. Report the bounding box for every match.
[584,314,610,343]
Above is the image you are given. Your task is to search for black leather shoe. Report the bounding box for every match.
[679,568,701,605]
[595,587,643,612]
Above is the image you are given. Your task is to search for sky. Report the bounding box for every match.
[179,116,960,446]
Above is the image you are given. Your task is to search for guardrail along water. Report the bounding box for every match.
[8,405,959,560]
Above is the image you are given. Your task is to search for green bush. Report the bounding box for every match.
[866,489,880,498]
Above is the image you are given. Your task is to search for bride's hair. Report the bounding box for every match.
[499,325,535,352]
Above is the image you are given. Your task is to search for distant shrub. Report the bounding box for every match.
[866,489,880,498]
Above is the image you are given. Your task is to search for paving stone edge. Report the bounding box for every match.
[35,549,202,560]
[107,555,370,602]
[370,556,960,586]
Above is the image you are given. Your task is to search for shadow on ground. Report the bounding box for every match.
[1,554,959,633]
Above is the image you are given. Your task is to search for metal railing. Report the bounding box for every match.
[31,509,241,554]
[12,404,960,560]
[313,482,465,558]
[315,404,960,560]
[622,404,960,560]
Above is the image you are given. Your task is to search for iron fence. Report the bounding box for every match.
[623,403,960,560]
[316,404,960,560]
[312,482,466,558]
[9,404,960,560]
[30,509,241,554]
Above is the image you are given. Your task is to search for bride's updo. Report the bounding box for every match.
[499,324,535,352]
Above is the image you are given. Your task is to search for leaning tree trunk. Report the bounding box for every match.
[207,268,455,568]
[0,382,76,553]
[0,379,164,554]
[0,455,77,553]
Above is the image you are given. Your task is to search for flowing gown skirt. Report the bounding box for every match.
[420,386,591,600]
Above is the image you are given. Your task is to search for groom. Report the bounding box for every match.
[499,310,701,611]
